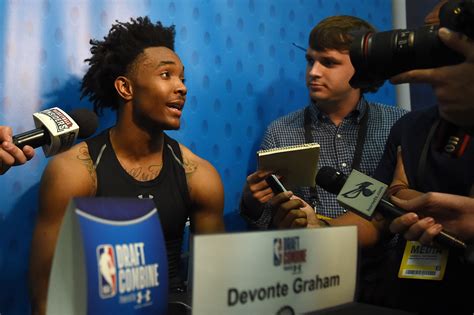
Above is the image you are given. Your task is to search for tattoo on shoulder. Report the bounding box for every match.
[182,157,198,195]
[183,157,198,175]
[76,145,97,191]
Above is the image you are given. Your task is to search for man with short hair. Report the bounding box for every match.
[240,16,406,247]
[239,15,407,304]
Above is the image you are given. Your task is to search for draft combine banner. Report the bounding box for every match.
[192,226,357,314]
[46,197,168,315]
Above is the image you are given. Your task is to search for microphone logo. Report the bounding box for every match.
[341,182,375,199]
[40,108,74,132]
[335,170,387,219]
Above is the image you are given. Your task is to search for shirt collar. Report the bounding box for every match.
[308,97,368,125]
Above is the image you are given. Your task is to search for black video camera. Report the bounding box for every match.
[349,0,474,90]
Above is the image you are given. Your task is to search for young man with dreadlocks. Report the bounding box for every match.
[29,17,224,314]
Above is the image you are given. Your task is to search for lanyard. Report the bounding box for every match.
[416,118,440,189]
[303,102,370,171]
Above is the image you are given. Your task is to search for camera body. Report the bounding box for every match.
[349,0,474,90]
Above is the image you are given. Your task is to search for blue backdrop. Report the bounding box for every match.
[0,1,395,314]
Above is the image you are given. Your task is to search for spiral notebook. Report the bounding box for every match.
[257,143,320,189]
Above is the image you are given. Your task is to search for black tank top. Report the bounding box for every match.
[86,129,192,287]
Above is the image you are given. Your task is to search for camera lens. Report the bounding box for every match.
[349,24,464,89]
[349,25,464,88]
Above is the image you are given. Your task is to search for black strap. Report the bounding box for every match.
[303,107,313,144]
[351,104,369,171]
[416,118,440,189]
[303,107,319,207]
[303,102,370,171]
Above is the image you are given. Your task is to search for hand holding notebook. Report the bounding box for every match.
[257,143,320,190]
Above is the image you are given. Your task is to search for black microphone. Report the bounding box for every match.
[316,166,467,251]
[12,107,98,157]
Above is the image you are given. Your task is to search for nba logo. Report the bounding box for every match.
[273,238,282,266]
[97,244,117,298]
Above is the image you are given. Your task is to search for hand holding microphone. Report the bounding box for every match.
[1,107,98,175]
[0,126,35,175]
[12,107,98,157]
[315,166,468,252]
[390,193,474,243]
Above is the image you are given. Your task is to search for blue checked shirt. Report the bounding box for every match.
[242,97,407,228]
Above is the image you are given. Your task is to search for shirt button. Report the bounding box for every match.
[341,162,347,167]
[343,209,347,213]
[336,134,342,139]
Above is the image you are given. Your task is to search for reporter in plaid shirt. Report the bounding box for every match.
[240,15,406,247]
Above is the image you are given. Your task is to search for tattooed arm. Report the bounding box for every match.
[179,144,225,234]
[29,142,97,315]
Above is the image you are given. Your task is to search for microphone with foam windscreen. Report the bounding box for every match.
[315,166,467,251]
[12,107,98,157]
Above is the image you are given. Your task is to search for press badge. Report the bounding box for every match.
[398,241,448,280]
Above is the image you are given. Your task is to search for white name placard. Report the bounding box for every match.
[192,226,357,314]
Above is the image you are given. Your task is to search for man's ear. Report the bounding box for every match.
[114,76,133,101]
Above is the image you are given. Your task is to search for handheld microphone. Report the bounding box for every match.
[315,166,467,251]
[12,107,98,157]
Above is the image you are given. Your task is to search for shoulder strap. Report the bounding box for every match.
[85,128,110,165]
[416,119,440,189]
[303,107,313,144]
[351,104,369,171]
[164,134,193,210]
[164,133,184,162]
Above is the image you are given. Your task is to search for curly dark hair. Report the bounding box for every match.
[309,15,382,94]
[81,17,176,114]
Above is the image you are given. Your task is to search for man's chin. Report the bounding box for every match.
[162,124,180,131]
[309,89,330,98]
[147,120,180,132]
[164,121,181,130]
[160,117,182,130]
[310,95,330,103]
